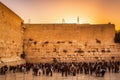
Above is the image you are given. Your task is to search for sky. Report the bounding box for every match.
[0,0,120,30]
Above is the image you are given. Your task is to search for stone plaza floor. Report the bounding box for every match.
[0,70,119,80]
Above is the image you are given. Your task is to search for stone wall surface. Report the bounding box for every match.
[0,2,25,65]
[23,24,120,63]
[24,24,115,44]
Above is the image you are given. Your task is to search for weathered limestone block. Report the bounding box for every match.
[23,23,117,62]
[0,2,24,64]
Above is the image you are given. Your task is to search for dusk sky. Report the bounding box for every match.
[0,0,120,30]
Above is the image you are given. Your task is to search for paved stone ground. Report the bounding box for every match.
[0,70,119,80]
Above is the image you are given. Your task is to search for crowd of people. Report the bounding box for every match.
[0,61,119,77]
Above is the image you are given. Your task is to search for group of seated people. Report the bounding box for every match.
[0,61,119,77]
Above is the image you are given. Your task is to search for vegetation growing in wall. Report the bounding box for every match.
[114,31,120,43]
[53,48,57,52]
[96,39,101,44]
[77,50,84,53]
[107,49,111,53]
[88,51,90,53]
[34,41,37,45]
[63,49,67,53]
[57,41,60,44]
[111,56,115,60]
[20,51,26,59]
[29,38,33,41]
[68,41,72,44]
[92,50,96,53]
[56,41,65,44]
[101,49,105,53]
[95,57,98,60]
[53,58,58,63]
[74,49,84,53]
[44,41,49,44]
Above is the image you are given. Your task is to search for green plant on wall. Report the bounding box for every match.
[20,51,26,59]
[101,49,105,53]
[53,57,58,63]
[111,56,115,60]
[63,49,67,53]
[114,31,120,43]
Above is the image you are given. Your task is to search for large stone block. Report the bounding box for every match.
[0,2,24,64]
[23,24,120,63]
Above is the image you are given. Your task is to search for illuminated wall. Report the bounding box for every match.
[23,24,120,63]
[24,24,115,43]
[0,2,24,63]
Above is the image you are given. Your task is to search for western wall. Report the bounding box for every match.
[23,24,120,63]
[0,2,120,64]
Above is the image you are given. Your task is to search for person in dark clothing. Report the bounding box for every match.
[46,67,52,76]
[46,65,53,76]
[61,64,68,77]
[101,65,106,77]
